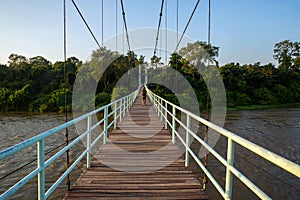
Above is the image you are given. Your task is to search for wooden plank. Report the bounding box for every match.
[64,94,208,199]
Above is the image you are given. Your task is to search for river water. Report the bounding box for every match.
[0,107,299,199]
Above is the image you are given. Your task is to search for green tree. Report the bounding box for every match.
[179,41,219,67]
[273,40,300,70]
[8,53,27,68]
[294,56,300,70]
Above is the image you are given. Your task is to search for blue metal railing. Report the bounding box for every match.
[146,86,300,200]
[0,88,139,200]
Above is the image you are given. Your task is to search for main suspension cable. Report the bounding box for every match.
[174,0,201,53]
[71,0,101,48]
[153,0,165,57]
[120,0,131,52]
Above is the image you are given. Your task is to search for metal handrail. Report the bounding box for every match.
[0,88,139,200]
[145,86,300,200]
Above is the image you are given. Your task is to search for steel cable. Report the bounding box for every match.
[71,0,102,48]
[153,0,165,57]
[120,0,131,51]
[174,0,201,53]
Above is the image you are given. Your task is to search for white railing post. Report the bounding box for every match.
[103,107,108,144]
[225,138,235,200]
[154,96,158,112]
[159,99,162,120]
[156,96,158,111]
[164,101,167,129]
[128,96,130,110]
[185,115,191,167]
[37,139,45,200]
[172,106,176,144]
[131,93,134,107]
[126,96,129,112]
[114,102,117,129]
[87,115,92,168]
[119,100,122,122]
[157,97,160,117]
[123,97,126,117]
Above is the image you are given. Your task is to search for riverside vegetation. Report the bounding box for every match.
[0,40,299,112]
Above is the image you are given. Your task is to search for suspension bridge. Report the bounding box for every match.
[1,0,300,199]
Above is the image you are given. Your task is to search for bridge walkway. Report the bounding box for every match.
[64,94,208,199]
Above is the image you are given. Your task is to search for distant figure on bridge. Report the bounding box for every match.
[141,86,147,106]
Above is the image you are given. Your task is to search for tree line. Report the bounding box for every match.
[0,48,141,112]
[150,40,300,109]
[0,40,299,112]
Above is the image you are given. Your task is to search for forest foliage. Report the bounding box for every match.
[0,40,299,112]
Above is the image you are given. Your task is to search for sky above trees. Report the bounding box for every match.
[1,0,299,66]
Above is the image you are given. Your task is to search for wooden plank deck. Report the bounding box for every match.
[64,94,208,199]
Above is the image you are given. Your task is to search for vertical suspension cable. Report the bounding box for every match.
[175,0,179,93]
[102,0,104,47]
[123,22,125,54]
[208,0,211,46]
[203,0,211,191]
[116,0,118,51]
[160,26,162,59]
[176,0,178,51]
[63,0,71,191]
[164,0,167,94]
[165,0,167,64]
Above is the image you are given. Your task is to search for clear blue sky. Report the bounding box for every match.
[1,0,299,66]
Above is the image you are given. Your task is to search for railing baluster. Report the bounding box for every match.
[164,101,167,129]
[160,99,163,120]
[114,102,117,129]
[123,97,126,117]
[158,98,160,116]
[172,106,176,144]
[87,115,92,168]
[37,139,45,200]
[225,138,235,199]
[119,100,122,122]
[185,115,191,167]
[127,96,129,112]
[103,106,108,144]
